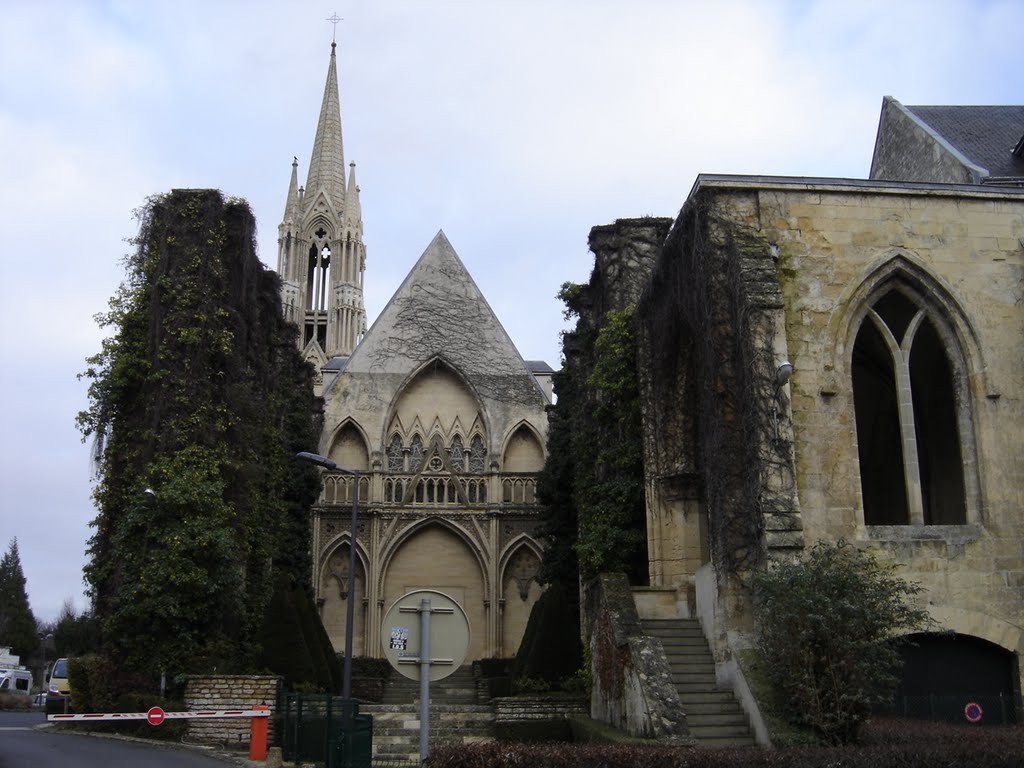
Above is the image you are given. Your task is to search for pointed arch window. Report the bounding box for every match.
[469,435,487,474]
[409,434,424,471]
[448,435,465,472]
[852,287,967,526]
[307,238,332,312]
[386,434,404,472]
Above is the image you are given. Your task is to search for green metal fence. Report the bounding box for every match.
[894,693,1017,725]
[280,694,372,767]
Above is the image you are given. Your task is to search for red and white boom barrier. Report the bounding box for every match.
[48,705,271,761]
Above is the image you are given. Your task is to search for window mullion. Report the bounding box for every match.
[896,326,925,525]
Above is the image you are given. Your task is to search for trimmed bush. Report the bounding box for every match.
[511,583,583,687]
[259,575,341,692]
[428,719,1024,767]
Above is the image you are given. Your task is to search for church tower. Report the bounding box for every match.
[277,41,366,369]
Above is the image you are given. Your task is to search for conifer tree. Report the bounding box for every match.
[0,538,39,660]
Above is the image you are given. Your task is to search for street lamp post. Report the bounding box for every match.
[296,451,359,700]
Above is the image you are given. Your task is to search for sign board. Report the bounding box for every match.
[147,706,165,726]
[381,589,470,682]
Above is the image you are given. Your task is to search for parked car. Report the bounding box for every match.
[45,658,71,714]
[33,691,46,708]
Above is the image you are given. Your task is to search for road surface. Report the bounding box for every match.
[0,711,240,768]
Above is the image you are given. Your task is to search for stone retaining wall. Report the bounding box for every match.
[493,694,587,722]
[184,675,280,747]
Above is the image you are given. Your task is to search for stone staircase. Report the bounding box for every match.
[363,665,495,761]
[641,618,755,747]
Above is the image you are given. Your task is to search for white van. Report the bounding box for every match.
[0,667,33,699]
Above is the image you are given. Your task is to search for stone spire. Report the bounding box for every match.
[345,162,362,227]
[276,40,368,383]
[283,157,300,222]
[305,42,346,211]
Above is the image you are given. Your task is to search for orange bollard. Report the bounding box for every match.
[249,704,270,761]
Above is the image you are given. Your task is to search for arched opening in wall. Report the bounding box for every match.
[304,228,331,351]
[852,318,908,524]
[909,320,966,525]
[329,423,369,471]
[500,545,542,657]
[893,633,1019,725]
[851,285,968,526]
[382,524,487,661]
[502,425,544,473]
[307,241,331,311]
[320,543,366,657]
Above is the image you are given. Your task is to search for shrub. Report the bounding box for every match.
[753,540,930,745]
[348,656,392,679]
[0,692,31,711]
[427,720,1024,768]
[474,657,512,678]
[512,676,551,695]
[68,655,119,714]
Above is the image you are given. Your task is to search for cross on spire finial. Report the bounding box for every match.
[326,11,342,43]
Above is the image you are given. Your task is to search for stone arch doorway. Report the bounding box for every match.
[381,523,488,660]
[895,632,1019,724]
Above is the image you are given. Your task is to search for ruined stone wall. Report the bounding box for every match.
[637,192,801,611]
[583,573,689,742]
[585,218,672,318]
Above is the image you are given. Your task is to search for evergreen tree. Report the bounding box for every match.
[77,190,321,680]
[0,539,38,659]
[52,600,101,657]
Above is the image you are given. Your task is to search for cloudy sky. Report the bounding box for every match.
[1,0,1020,624]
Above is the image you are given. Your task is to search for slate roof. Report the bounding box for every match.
[906,105,1024,179]
[525,360,555,374]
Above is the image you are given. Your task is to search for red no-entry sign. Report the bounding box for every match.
[147,706,165,726]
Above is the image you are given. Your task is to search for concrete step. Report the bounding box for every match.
[362,701,496,758]
[672,671,717,684]
[381,665,479,705]
[685,711,750,727]
[668,660,716,672]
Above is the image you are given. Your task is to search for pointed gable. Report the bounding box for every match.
[346,232,544,407]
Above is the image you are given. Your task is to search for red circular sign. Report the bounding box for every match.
[964,702,983,723]
[147,706,166,726]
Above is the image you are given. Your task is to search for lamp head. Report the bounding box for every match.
[775,361,794,387]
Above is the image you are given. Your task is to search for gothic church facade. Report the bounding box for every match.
[277,44,551,662]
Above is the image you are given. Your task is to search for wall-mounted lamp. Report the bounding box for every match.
[775,361,794,388]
